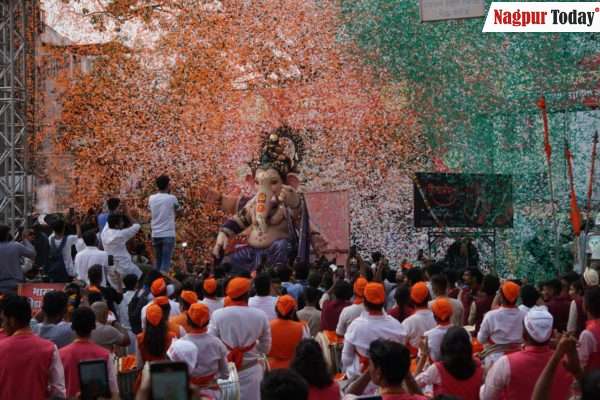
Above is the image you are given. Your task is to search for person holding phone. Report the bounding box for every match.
[59,306,119,399]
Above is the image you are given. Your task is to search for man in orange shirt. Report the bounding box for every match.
[169,290,198,333]
[268,295,309,369]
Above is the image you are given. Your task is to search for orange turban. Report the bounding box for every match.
[203,278,217,296]
[151,278,167,296]
[432,298,453,322]
[180,290,198,305]
[146,303,163,327]
[501,281,520,304]
[226,277,251,299]
[411,282,429,304]
[187,303,210,328]
[154,296,169,306]
[276,295,297,317]
[353,277,368,298]
[364,282,386,305]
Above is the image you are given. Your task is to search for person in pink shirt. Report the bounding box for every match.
[291,339,341,400]
[578,286,600,371]
[59,306,119,398]
[0,295,66,399]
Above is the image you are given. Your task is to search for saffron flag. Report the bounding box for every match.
[565,143,582,236]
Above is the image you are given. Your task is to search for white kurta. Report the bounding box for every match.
[336,303,365,337]
[402,309,436,349]
[208,306,271,400]
[342,312,407,379]
[100,224,142,278]
[423,324,451,362]
[181,333,229,379]
[201,297,225,316]
[477,307,525,345]
[248,296,277,320]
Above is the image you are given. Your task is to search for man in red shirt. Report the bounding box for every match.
[59,306,119,398]
[459,268,482,326]
[542,279,571,332]
[0,295,66,399]
[320,280,353,333]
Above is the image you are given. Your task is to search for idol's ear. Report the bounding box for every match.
[245,173,255,186]
[285,173,301,189]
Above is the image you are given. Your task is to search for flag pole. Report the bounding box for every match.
[537,96,560,274]
[583,131,598,269]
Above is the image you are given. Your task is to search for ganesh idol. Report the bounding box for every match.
[211,126,327,272]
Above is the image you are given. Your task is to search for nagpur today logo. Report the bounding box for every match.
[483,2,600,32]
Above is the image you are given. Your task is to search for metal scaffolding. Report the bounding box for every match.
[0,0,30,232]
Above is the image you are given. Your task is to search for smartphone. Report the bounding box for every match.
[79,359,110,400]
[150,361,189,400]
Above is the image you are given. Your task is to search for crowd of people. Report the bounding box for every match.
[0,175,600,399]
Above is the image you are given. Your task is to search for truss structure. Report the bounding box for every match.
[0,0,30,231]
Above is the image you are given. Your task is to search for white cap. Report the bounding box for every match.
[584,268,599,287]
[524,306,553,343]
[329,264,337,272]
[167,339,198,372]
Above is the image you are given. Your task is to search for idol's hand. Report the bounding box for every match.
[212,231,229,258]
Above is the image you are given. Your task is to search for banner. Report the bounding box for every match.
[483,2,600,32]
[17,283,65,316]
[305,190,350,264]
[414,173,514,228]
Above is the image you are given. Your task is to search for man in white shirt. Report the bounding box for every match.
[477,281,525,369]
[208,278,271,400]
[200,278,224,316]
[402,282,436,352]
[480,306,572,400]
[48,219,83,280]
[342,282,407,380]
[336,276,367,337]
[101,212,142,279]
[74,230,110,286]
[428,274,463,327]
[149,175,181,273]
[248,273,277,320]
[423,297,453,362]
